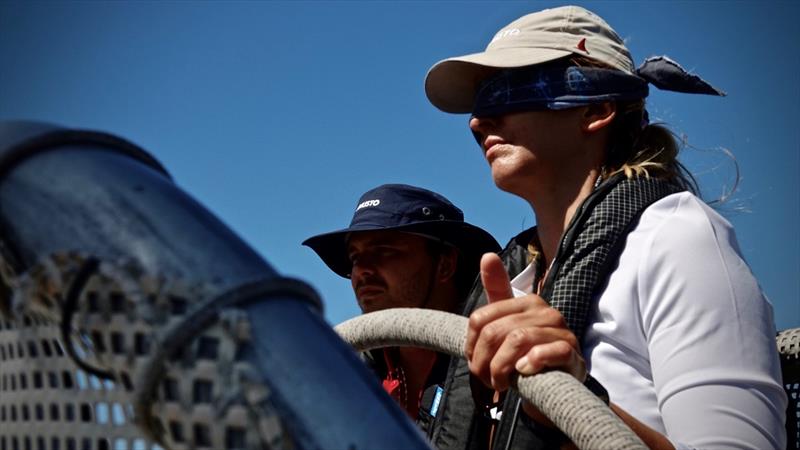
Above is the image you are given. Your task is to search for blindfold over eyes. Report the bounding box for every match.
[473,65,648,117]
[472,56,725,118]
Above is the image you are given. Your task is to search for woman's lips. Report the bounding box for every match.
[483,137,506,162]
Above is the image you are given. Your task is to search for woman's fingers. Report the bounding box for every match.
[466,252,585,397]
[468,313,528,385]
[515,340,586,381]
[482,326,578,391]
[480,253,513,304]
[466,293,565,362]
[517,341,587,432]
[465,253,517,360]
[467,295,532,360]
[466,259,560,363]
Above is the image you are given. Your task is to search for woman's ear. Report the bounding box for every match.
[582,102,616,133]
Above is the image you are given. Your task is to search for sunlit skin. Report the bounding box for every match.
[469,108,609,248]
[465,106,677,449]
[470,109,591,198]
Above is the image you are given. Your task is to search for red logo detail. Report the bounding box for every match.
[383,379,400,395]
[577,38,588,53]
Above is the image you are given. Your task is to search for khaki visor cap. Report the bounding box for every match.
[425,5,635,114]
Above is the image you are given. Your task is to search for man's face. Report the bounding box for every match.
[347,230,437,314]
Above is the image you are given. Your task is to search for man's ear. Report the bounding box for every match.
[436,248,458,282]
[582,102,616,133]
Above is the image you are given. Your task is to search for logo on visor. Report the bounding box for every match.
[576,38,588,53]
[356,199,380,211]
[491,28,520,43]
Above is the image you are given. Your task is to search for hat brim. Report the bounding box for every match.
[302,221,500,279]
[425,47,572,113]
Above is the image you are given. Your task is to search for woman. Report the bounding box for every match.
[425,5,786,449]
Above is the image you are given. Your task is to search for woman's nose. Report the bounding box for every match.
[469,115,495,147]
[468,115,485,133]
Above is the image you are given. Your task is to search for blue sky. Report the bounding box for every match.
[1,1,797,331]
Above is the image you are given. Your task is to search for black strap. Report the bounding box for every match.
[417,354,452,438]
[541,175,683,342]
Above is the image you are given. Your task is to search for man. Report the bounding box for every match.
[303,183,500,438]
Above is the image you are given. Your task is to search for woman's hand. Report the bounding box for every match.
[467,254,675,449]
[465,253,586,394]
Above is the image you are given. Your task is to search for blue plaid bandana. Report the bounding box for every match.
[472,56,725,118]
[473,65,648,117]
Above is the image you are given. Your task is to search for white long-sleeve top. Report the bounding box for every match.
[511,192,787,449]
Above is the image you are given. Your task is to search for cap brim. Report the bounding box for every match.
[425,47,572,113]
[302,221,500,279]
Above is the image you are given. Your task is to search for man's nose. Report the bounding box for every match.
[350,259,375,281]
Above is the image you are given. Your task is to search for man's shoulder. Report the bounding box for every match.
[500,226,537,274]
[503,226,537,252]
[460,226,537,315]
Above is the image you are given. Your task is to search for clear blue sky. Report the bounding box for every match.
[1,1,797,331]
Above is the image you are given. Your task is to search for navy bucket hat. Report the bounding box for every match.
[302,184,500,278]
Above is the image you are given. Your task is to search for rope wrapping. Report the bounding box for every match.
[336,308,647,450]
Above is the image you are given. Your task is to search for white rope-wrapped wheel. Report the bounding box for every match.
[336,308,647,450]
[777,327,800,359]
